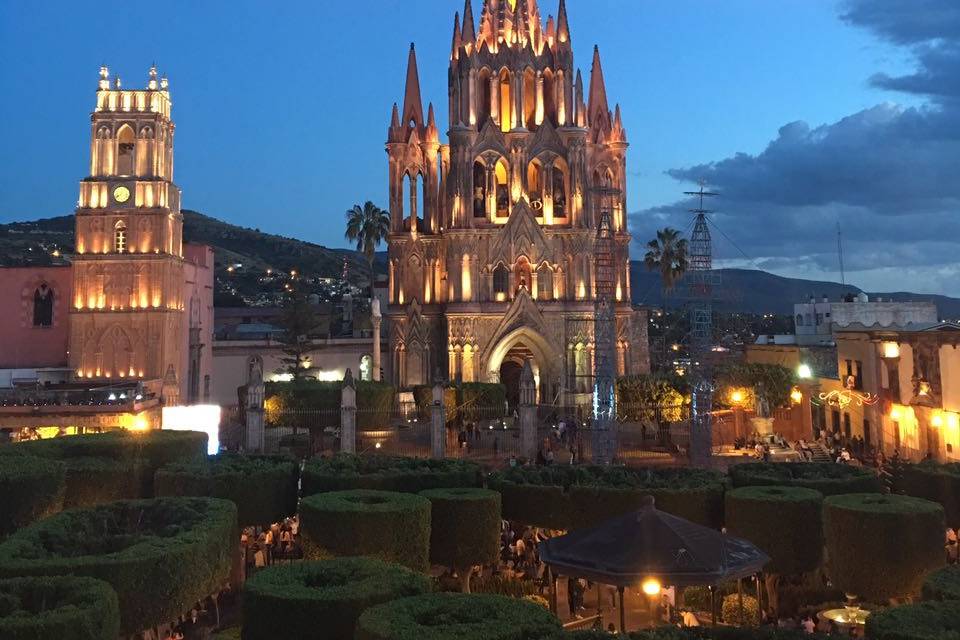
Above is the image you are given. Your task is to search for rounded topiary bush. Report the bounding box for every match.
[301,454,481,495]
[355,593,561,640]
[420,488,500,590]
[299,490,431,572]
[899,462,960,529]
[0,497,236,635]
[824,493,944,602]
[489,465,727,530]
[721,593,761,626]
[725,485,823,575]
[0,575,120,640]
[241,557,433,640]
[156,453,299,526]
[0,454,65,536]
[729,462,882,496]
[923,565,960,602]
[865,601,960,640]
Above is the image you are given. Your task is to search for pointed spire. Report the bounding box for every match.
[148,64,158,90]
[426,102,439,142]
[462,0,476,46]
[451,11,462,59]
[390,102,400,128]
[610,103,626,143]
[574,69,585,127]
[557,0,570,44]
[545,15,555,45]
[588,45,610,129]
[517,0,530,46]
[401,43,424,129]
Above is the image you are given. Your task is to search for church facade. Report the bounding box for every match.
[386,0,649,404]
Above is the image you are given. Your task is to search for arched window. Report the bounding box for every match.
[478,68,492,126]
[473,161,487,217]
[543,68,557,126]
[33,284,54,327]
[116,124,135,176]
[514,257,531,293]
[796,314,803,327]
[114,221,127,253]
[523,68,536,128]
[527,160,543,207]
[493,264,510,300]
[499,69,511,132]
[552,158,568,217]
[495,159,509,217]
[537,265,552,301]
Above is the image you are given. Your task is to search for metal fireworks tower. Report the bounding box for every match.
[685,182,718,465]
[592,207,617,465]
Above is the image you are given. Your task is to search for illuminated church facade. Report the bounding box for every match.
[387,0,649,403]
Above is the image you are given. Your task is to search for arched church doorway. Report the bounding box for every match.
[499,343,534,412]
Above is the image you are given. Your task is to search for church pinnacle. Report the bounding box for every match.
[401,43,424,130]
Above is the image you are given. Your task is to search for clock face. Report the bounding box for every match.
[113,185,130,204]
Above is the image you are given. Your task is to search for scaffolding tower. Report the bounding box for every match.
[592,208,617,464]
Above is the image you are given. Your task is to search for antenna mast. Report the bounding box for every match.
[684,180,718,466]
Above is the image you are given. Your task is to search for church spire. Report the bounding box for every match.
[426,102,439,143]
[588,45,610,129]
[461,0,476,46]
[451,11,462,59]
[401,43,424,129]
[574,68,586,127]
[556,0,570,45]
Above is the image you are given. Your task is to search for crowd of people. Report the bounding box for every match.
[240,517,302,570]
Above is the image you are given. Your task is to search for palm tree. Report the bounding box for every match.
[644,227,689,292]
[345,201,390,298]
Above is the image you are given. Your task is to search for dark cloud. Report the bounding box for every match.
[632,0,960,296]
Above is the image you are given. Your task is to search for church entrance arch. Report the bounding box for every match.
[486,327,557,409]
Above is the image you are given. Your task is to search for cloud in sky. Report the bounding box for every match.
[631,0,960,297]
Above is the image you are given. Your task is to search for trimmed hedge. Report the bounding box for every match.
[0,497,237,635]
[241,557,433,640]
[0,454,65,536]
[355,593,561,640]
[265,380,395,430]
[0,575,120,640]
[488,465,727,529]
[823,493,944,602]
[923,565,960,602]
[0,430,208,498]
[420,488,501,576]
[865,601,960,640]
[299,490,431,572]
[156,453,299,526]
[60,456,140,508]
[302,454,482,495]
[563,629,827,640]
[898,462,960,528]
[724,485,823,575]
[729,462,882,496]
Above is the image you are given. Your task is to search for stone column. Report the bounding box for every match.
[431,382,446,459]
[519,360,538,460]
[371,299,382,382]
[244,357,264,453]
[341,369,356,454]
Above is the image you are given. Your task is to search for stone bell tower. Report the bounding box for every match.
[69,65,185,394]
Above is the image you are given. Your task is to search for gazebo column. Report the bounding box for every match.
[618,586,626,633]
[548,570,558,615]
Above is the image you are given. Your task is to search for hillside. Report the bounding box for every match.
[2,212,957,317]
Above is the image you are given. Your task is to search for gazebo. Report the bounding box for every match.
[539,496,770,631]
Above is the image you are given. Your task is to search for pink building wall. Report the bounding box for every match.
[181,244,215,403]
[0,266,73,368]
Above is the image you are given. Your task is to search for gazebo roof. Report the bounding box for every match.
[539,496,770,587]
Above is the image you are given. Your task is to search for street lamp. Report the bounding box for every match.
[797,364,812,379]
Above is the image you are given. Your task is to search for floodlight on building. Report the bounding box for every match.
[881,342,900,359]
[890,407,902,421]
[730,389,745,405]
[797,364,813,379]
[932,413,944,428]
[790,388,803,404]
[162,405,221,455]
[641,578,661,596]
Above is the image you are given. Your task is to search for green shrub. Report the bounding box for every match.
[420,488,500,588]
[722,593,760,626]
[0,454,65,536]
[865,601,960,640]
[0,430,208,497]
[264,380,395,430]
[241,557,432,640]
[823,493,944,602]
[299,490,431,572]
[0,575,120,640]
[489,465,727,529]
[156,453,299,526]
[724,486,823,575]
[61,456,140,508]
[355,593,561,640]
[729,462,882,496]
[0,497,236,635]
[898,462,960,528]
[471,574,541,598]
[302,454,481,495]
[629,628,828,640]
[923,565,960,602]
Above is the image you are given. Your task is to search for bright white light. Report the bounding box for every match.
[108,393,117,401]
[315,370,343,382]
[269,373,294,383]
[797,364,812,379]
[162,405,221,455]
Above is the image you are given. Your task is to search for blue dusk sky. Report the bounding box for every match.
[1,0,958,295]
